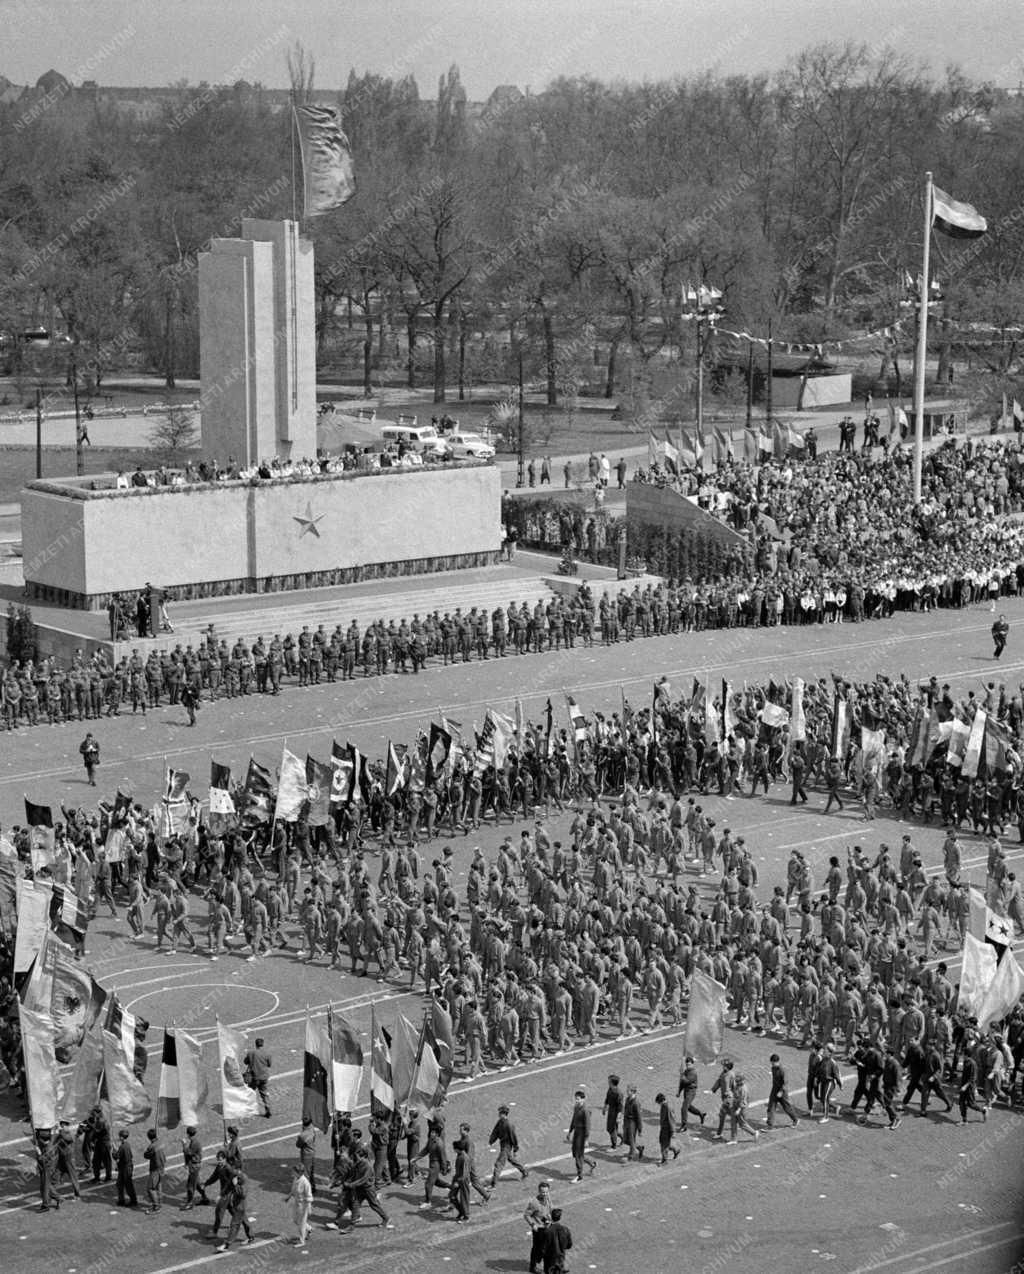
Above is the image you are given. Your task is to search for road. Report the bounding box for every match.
[1,601,1023,1274]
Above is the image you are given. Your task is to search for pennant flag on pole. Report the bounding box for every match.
[977,952,1024,1032]
[932,184,987,239]
[329,1008,363,1114]
[957,933,998,1015]
[294,103,356,217]
[390,1012,420,1108]
[102,1027,153,1125]
[303,1008,331,1131]
[370,1008,395,1117]
[216,1022,260,1120]
[683,970,728,1063]
[19,1001,63,1128]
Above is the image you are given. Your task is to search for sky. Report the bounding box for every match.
[1,0,1022,98]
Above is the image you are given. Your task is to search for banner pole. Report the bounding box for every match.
[912,172,933,505]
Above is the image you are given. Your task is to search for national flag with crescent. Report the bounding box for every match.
[329,740,353,806]
[294,103,356,217]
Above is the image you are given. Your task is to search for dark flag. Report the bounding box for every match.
[210,761,232,791]
[241,758,274,824]
[329,740,353,807]
[426,723,453,786]
[305,755,333,827]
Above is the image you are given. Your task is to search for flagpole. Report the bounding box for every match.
[290,106,299,224]
[912,171,933,506]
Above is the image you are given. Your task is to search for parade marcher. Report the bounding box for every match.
[765,1054,800,1128]
[115,1129,138,1207]
[144,1128,166,1213]
[244,1037,273,1117]
[488,1103,528,1186]
[566,1089,597,1182]
[287,1162,313,1246]
[655,1093,681,1162]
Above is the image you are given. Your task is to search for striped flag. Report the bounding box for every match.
[329,740,354,806]
[566,694,588,747]
[831,692,850,760]
[216,1022,260,1121]
[932,184,987,239]
[962,709,987,779]
[208,758,234,828]
[19,1001,63,1128]
[303,1008,331,1132]
[329,1008,363,1114]
[385,742,406,797]
[294,103,356,217]
[241,758,274,824]
[105,995,150,1079]
[158,1028,208,1128]
[102,1026,152,1125]
[370,1008,394,1118]
[408,1017,442,1112]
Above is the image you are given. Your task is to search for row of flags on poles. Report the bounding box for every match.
[647,421,805,473]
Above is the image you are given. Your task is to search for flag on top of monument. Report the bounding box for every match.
[329,1008,363,1114]
[24,798,55,873]
[294,103,356,217]
[303,1008,332,1132]
[241,757,274,823]
[957,933,998,1015]
[932,184,987,239]
[305,755,333,827]
[216,1022,260,1120]
[683,970,728,1063]
[276,748,310,823]
[102,1025,152,1125]
[19,1001,63,1128]
[976,951,1024,1032]
[425,722,453,786]
[370,1007,395,1117]
[157,1027,208,1128]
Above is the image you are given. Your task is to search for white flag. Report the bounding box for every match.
[958,933,998,1016]
[977,953,1024,1032]
[216,1022,260,1120]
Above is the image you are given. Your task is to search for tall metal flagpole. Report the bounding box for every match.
[912,171,933,505]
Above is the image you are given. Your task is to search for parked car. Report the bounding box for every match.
[444,430,495,459]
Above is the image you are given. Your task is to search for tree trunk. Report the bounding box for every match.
[544,309,557,406]
[406,311,417,389]
[604,337,619,398]
[433,300,447,402]
[458,310,467,401]
[936,313,952,384]
[363,296,374,396]
[164,285,177,389]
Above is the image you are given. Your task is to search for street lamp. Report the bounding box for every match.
[682,283,725,437]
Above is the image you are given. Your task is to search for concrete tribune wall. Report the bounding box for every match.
[21,465,501,606]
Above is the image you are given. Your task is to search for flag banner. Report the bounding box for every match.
[165,768,190,802]
[684,970,728,1063]
[962,709,987,779]
[407,739,427,794]
[390,1012,420,1109]
[20,1002,63,1128]
[0,837,20,930]
[958,933,998,1014]
[663,429,680,474]
[1013,399,1024,429]
[25,799,55,873]
[932,184,987,239]
[385,741,407,797]
[329,1009,363,1114]
[62,1018,105,1123]
[429,999,455,1100]
[158,1029,207,1128]
[105,996,150,1079]
[968,884,1014,948]
[370,1009,395,1117]
[772,422,787,461]
[303,1009,331,1132]
[22,925,57,1013]
[714,425,734,465]
[158,1029,180,1127]
[305,755,333,827]
[908,706,927,768]
[945,718,971,767]
[426,723,453,787]
[566,695,588,747]
[983,716,1011,779]
[861,726,886,768]
[723,679,738,738]
[977,952,1024,1031]
[791,677,806,744]
[544,698,554,758]
[759,702,788,729]
[295,103,356,216]
[241,758,274,824]
[490,709,515,768]
[14,879,52,974]
[110,788,133,827]
[159,795,192,840]
[210,761,231,792]
[647,431,660,469]
[102,1028,152,1125]
[756,425,772,455]
[330,740,354,806]
[408,1020,442,1112]
[786,424,805,452]
[347,742,369,807]
[216,1022,260,1120]
[679,427,698,469]
[514,698,525,741]
[704,695,721,745]
[51,884,89,935]
[52,942,106,1053]
[743,427,758,464]
[208,787,235,817]
[104,827,126,864]
[473,713,497,775]
[276,748,309,823]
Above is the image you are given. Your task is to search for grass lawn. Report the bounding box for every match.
[0,446,154,506]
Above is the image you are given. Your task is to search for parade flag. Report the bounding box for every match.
[0,834,20,931]
[786,424,805,452]
[276,748,309,823]
[961,708,987,779]
[1013,399,1024,430]
[294,103,356,216]
[210,760,231,791]
[385,742,407,797]
[347,742,370,807]
[370,1008,395,1117]
[303,1008,331,1132]
[209,761,235,826]
[216,1022,260,1120]
[14,879,52,974]
[241,758,274,823]
[932,184,987,239]
[621,688,633,730]
[830,691,850,760]
[165,768,190,801]
[790,677,807,745]
[329,740,354,806]
[21,925,57,1013]
[390,1012,420,1108]
[908,706,927,767]
[408,1016,442,1111]
[329,1008,363,1114]
[983,716,1011,779]
[158,1028,208,1128]
[722,679,738,739]
[51,943,106,1053]
[759,702,788,729]
[977,952,1024,1032]
[772,422,787,461]
[544,698,555,758]
[51,883,89,935]
[430,998,455,1098]
[514,697,525,742]
[305,755,333,827]
[62,1018,105,1123]
[24,799,55,873]
[861,726,886,769]
[407,738,427,793]
[714,425,734,465]
[102,1027,152,1125]
[663,429,680,474]
[969,887,1014,949]
[684,970,728,1063]
[945,718,971,768]
[743,427,758,464]
[490,709,515,768]
[647,431,660,469]
[679,427,698,469]
[756,423,772,456]
[693,421,706,469]
[426,722,453,787]
[566,695,588,747]
[109,787,133,827]
[958,934,998,1015]
[19,1002,63,1128]
[105,995,150,1079]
